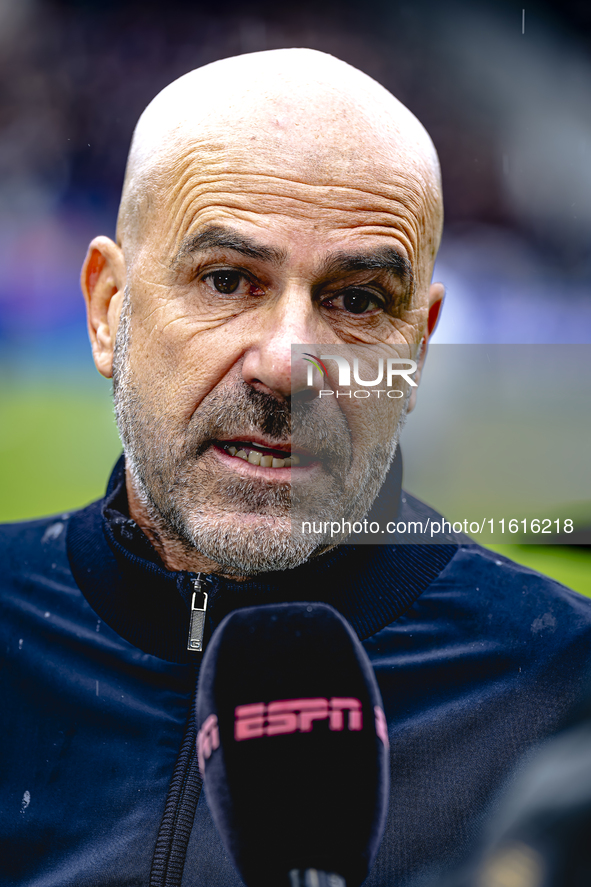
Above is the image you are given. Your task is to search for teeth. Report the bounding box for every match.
[246,442,276,454]
[223,443,302,469]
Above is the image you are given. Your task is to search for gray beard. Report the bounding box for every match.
[112,290,406,576]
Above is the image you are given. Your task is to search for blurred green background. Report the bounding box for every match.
[2,378,589,598]
[0,376,122,521]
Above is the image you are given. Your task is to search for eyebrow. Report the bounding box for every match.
[173,225,288,266]
[318,248,415,306]
[173,225,414,305]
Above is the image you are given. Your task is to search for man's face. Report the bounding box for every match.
[109,134,439,576]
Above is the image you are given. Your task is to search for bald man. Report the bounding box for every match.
[2,49,591,887]
[84,47,444,578]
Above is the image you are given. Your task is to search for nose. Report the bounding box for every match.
[241,285,327,399]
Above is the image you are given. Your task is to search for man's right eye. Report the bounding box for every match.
[208,270,242,294]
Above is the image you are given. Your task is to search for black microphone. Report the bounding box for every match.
[196,602,390,887]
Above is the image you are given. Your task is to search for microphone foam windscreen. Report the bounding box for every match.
[196,602,389,887]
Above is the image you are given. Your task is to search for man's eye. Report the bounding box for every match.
[325,288,385,315]
[208,270,243,294]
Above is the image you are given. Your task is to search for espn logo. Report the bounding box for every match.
[197,699,390,770]
[234,697,363,740]
[197,713,220,772]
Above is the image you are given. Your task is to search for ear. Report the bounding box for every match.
[407,281,445,413]
[81,236,126,379]
[426,281,445,338]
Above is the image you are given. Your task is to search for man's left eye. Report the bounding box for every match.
[325,288,384,315]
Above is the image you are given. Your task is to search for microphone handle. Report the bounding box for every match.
[288,869,346,887]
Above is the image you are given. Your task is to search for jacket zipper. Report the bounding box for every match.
[187,574,208,652]
[151,574,213,886]
[149,663,202,887]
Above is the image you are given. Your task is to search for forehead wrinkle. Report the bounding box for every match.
[143,135,434,208]
[118,50,443,263]
[155,171,428,269]
[158,149,435,216]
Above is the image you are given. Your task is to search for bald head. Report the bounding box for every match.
[117,48,443,272]
[83,47,447,577]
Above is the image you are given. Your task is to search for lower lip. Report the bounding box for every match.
[212,444,317,479]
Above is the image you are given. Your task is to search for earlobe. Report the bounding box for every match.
[81,236,126,379]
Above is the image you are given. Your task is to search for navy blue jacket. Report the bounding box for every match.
[2,458,591,887]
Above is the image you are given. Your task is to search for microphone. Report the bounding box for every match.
[196,602,389,887]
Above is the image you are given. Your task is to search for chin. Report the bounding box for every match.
[183,511,321,576]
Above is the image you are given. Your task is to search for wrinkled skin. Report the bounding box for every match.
[81,49,444,578]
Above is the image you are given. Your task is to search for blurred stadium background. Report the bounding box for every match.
[1,0,589,593]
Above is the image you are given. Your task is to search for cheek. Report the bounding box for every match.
[127,298,251,421]
[341,395,406,453]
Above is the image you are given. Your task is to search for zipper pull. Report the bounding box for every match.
[187,574,208,652]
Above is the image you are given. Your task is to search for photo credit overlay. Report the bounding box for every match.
[289,344,591,546]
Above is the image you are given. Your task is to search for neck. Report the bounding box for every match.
[125,470,244,578]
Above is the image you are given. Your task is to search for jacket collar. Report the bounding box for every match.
[67,454,457,663]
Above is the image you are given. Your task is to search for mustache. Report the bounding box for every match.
[189,382,351,469]
[193,385,291,453]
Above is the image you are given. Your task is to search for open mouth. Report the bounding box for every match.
[215,440,306,469]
